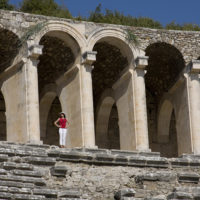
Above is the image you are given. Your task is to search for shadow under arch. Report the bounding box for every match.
[157,100,174,143]
[0,91,6,141]
[39,84,57,140]
[40,88,62,145]
[95,89,120,149]
[156,99,178,157]
[145,42,185,157]
[0,28,21,73]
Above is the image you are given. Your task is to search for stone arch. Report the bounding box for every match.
[87,27,143,63]
[95,89,119,149]
[89,29,135,109]
[145,42,185,97]
[0,28,20,73]
[40,86,62,145]
[39,84,57,140]
[156,99,178,157]
[37,25,83,146]
[37,23,84,93]
[145,42,185,157]
[34,21,86,53]
[148,38,183,59]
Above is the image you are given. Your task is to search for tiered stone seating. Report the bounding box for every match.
[0,142,200,199]
[0,142,86,200]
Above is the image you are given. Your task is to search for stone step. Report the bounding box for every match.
[0,180,35,188]
[12,169,44,178]
[0,186,31,194]
[0,175,46,186]
[178,172,200,183]
[1,162,34,171]
[135,172,176,182]
[51,165,68,177]
[24,156,56,166]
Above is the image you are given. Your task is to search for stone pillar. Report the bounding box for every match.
[80,51,97,147]
[24,42,43,143]
[187,60,200,154]
[134,56,149,151]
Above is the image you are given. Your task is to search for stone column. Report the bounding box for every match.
[24,42,43,143]
[80,51,97,147]
[134,56,149,151]
[187,60,200,154]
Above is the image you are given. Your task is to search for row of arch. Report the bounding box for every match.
[0,21,193,157]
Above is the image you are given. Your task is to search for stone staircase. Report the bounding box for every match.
[0,142,200,199]
[0,142,86,200]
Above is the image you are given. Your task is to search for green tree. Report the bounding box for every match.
[0,0,14,10]
[88,4,162,29]
[166,21,200,31]
[20,0,72,18]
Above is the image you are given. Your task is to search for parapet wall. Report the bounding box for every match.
[0,142,200,200]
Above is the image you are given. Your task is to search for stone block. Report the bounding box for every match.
[0,192,12,199]
[2,162,16,170]
[58,190,81,198]
[25,156,56,166]
[111,149,138,157]
[128,156,146,167]
[13,169,43,177]
[114,188,135,200]
[26,144,50,149]
[47,149,60,157]
[12,194,45,200]
[0,169,7,175]
[0,175,46,186]
[146,157,168,168]
[8,187,31,194]
[178,172,200,183]
[95,153,115,163]
[170,158,189,167]
[136,172,176,182]
[0,186,8,192]
[114,156,128,165]
[168,192,193,199]
[59,152,93,162]
[82,148,108,154]
[51,166,68,177]
[145,195,166,200]
[33,188,58,198]
[0,154,8,162]
[0,180,34,188]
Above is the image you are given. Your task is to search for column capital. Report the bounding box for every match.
[135,56,149,70]
[188,60,200,74]
[27,40,43,60]
[82,51,97,65]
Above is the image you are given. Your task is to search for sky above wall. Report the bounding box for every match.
[10,0,200,26]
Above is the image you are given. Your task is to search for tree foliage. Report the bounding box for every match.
[88,4,162,29]
[166,21,200,31]
[20,0,72,18]
[1,1,200,32]
[0,0,14,10]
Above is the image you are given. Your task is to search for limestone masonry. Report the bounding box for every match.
[0,142,199,199]
[1,9,200,199]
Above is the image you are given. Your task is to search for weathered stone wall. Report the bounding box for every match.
[0,142,200,200]
[1,10,200,64]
